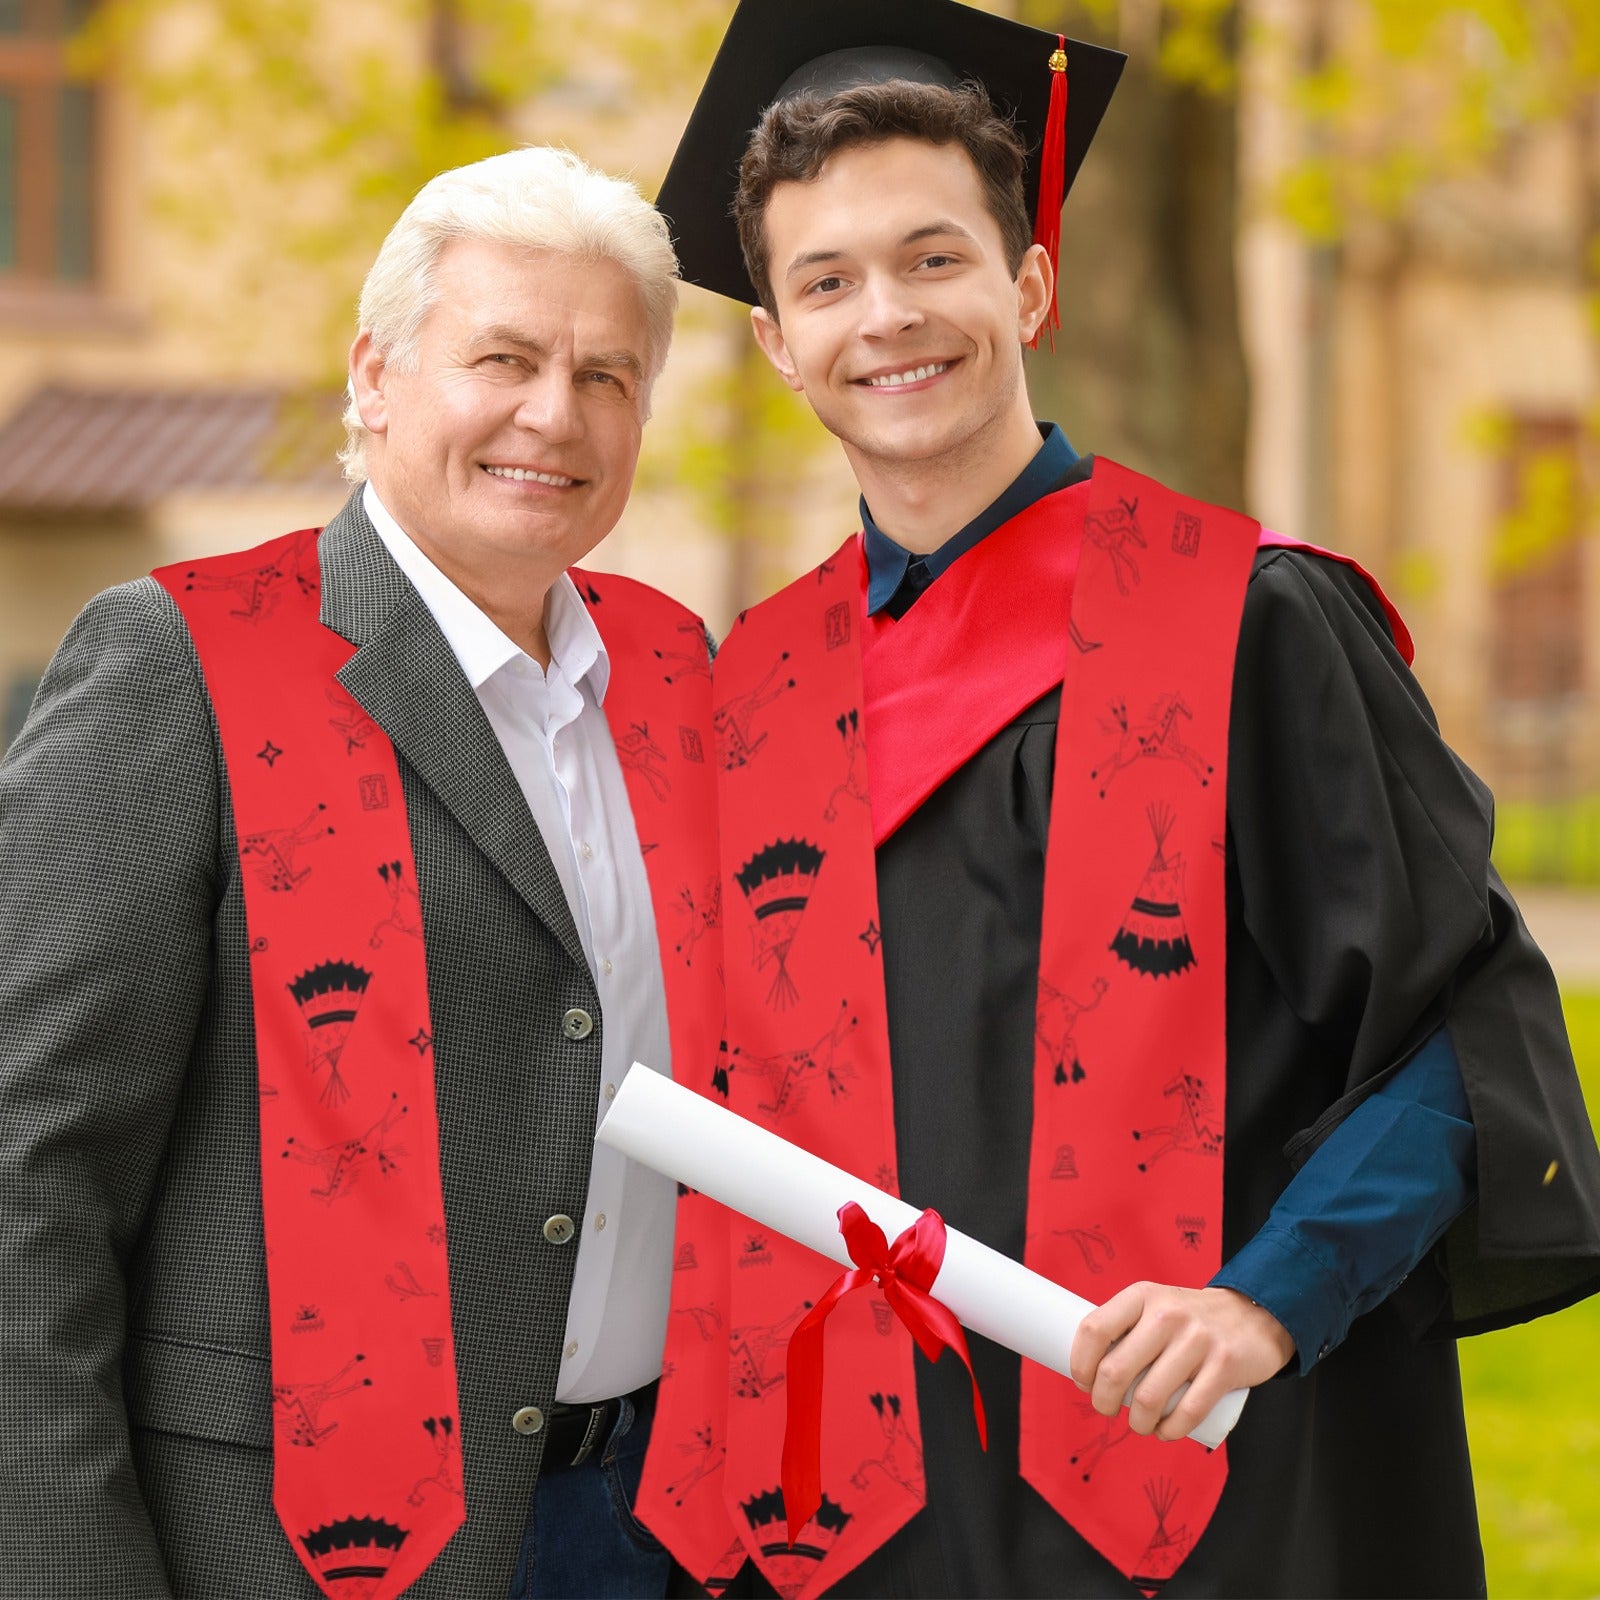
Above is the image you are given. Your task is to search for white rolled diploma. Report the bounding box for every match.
[598,1062,1246,1449]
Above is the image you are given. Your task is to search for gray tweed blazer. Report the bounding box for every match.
[0,494,617,1597]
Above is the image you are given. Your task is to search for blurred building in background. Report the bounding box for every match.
[0,0,359,738]
[1238,0,1600,879]
[0,0,854,748]
[2,0,1597,878]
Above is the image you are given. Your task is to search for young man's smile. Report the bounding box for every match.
[852,358,959,391]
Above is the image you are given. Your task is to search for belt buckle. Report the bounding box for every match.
[568,1401,608,1467]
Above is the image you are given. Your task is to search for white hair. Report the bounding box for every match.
[340,145,679,482]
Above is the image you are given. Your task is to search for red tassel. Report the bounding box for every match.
[1029,36,1069,352]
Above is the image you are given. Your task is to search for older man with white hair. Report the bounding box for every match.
[0,147,718,1600]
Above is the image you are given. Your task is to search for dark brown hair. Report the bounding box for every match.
[735,79,1032,315]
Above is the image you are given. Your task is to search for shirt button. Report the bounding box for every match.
[511,1405,545,1435]
[544,1214,576,1246]
[561,1007,593,1041]
[594,1213,607,1232]
[601,959,613,976]
[564,1340,579,1360]
[580,841,594,860]
[603,1083,617,1102]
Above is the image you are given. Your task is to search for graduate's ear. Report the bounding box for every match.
[751,305,805,393]
[349,330,390,436]
[1015,243,1054,347]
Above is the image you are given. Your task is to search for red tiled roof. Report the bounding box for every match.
[0,386,347,513]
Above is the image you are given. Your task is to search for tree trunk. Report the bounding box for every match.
[1027,9,1250,511]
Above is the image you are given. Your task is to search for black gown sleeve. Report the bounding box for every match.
[1228,547,1600,1335]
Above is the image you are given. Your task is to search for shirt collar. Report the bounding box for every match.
[862,422,1078,615]
[362,481,610,702]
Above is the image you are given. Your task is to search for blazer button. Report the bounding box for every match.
[512,1405,545,1435]
[543,1214,576,1245]
[561,1007,594,1041]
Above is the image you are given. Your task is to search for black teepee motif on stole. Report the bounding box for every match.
[1110,805,1194,977]
[1130,1477,1192,1596]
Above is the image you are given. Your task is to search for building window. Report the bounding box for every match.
[1487,414,1593,803]
[0,0,97,285]
[1489,416,1588,707]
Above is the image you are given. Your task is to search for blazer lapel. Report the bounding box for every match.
[316,492,589,974]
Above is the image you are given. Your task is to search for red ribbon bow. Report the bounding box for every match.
[781,1203,988,1542]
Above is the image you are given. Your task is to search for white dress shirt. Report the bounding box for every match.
[364,483,675,1403]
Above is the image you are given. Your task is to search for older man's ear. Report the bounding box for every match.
[348,331,388,438]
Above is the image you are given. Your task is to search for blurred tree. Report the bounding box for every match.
[1271,0,1600,578]
[1017,0,1251,511]
[73,0,719,355]
[638,306,839,626]
[71,0,1600,602]
[1269,2,1600,247]
[1012,0,1599,551]
[72,0,831,615]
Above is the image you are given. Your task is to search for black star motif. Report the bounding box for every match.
[859,920,882,955]
[409,1028,433,1055]
[256,739,283,767]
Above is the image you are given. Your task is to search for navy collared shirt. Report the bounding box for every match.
[863,423,1080,617]
[860,421,1477,1370]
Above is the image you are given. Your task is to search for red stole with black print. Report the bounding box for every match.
[157,534,718,1600]
[642,459,1270,1600]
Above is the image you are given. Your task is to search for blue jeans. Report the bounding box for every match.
[508,1387,672,1600]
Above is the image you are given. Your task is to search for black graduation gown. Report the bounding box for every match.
[727,540,1600,1599]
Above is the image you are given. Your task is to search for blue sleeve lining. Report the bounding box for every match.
[1209,1026,1475,1372]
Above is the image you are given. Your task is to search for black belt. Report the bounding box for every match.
[542,1379,658,1469]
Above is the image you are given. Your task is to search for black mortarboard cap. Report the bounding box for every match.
[658,0,1127,309]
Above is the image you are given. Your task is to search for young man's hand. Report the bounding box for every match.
[1069,1284,1296,1441]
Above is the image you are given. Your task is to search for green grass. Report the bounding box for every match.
[1492,800,1600,887]
[1460,990,1600,1596]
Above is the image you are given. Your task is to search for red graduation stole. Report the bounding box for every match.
[643,459,1271,1598]
[157,533,719,1600]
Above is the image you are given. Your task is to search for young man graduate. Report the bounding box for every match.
[636,3,1600,1597]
